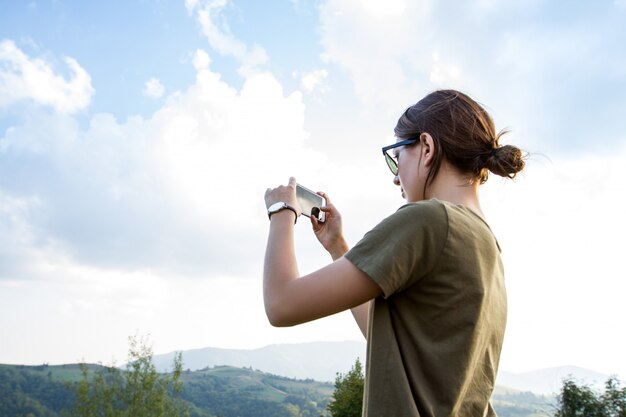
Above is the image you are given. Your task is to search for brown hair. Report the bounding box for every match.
[394,89,525,187]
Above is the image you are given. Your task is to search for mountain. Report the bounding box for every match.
[1,341,614,417]
[0,363,334,417]
[496,366,609,395]
[180,365,334,417]
[155,341,611,397]
[2,360,607,417]
[0,363,86,417]
[491,386,554,417]
[152,340,366,382]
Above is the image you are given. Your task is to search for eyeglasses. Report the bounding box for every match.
[381,137,419,175]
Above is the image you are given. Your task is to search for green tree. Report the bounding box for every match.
[602,378,626,417]
[71,335,189,417]
[327,358,364,417]
[555,376,626,417]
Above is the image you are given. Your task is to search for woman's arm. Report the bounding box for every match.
[310,194,371,337]
[263,178,381,328]
[350,302,371,338]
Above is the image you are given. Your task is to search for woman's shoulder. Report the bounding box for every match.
[396,199,448,218]
[378,199,449,232]
[397,199,485,224]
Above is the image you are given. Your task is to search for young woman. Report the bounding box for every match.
[263,89,525,417]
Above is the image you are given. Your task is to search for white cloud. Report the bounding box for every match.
[187,0,268,73]
[0,40,94,113]
[192,48,211,70]
[0,44,346,364]
[143,77,165,99]
[429,53,461,85]
[317,0,626,154]
[318,0,443,112]
[0,192,51,280]
[184,0,200,13]
[295,69,329,94]
[360,0,407,18]
[0,46,325,279]
[0,262,170,364]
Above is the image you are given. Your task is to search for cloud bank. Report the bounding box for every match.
[0,42,325,281]
[0,40,94,113]
[186,0,269,74]
[318,0,626,153]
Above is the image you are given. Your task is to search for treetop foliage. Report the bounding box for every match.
[70,334,189,417]
[555,376,626,417]
[327,358,364,417]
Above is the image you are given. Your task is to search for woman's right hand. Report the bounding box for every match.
[310,192,349,260]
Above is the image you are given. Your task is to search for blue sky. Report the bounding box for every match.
[0,0,323,120]
[1,0,626,385]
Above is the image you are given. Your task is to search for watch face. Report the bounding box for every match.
[268,202,286,212]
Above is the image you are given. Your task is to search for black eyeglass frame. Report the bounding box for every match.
[381,137,420,175]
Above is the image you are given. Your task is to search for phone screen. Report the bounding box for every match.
[296,184,326,223]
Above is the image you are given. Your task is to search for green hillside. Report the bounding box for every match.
[0,363,333,417]
[179,365,333,417]
[0,363,76,417]
[491,386,554,417]
[0,363,552,417]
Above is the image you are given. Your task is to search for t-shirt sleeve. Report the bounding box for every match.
[344,200,449,298]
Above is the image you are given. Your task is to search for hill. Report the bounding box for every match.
[0,361,556,417]
[0,363,80,417]
[5,345,615,417]
[491,385,555,417]
[153,341,608,396]
[0,363,334,417]
[180,365,333,417]
[152,340,367,382]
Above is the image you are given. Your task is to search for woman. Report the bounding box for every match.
[263,89,525,417]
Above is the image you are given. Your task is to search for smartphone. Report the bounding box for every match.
[296,184,326,223]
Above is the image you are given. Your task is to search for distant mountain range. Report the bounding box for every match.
[0,362,561,417]
[153,341,609,395]
[153,340,366,382]
[497,366,609,395]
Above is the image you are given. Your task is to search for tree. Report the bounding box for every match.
[602,378,626,417]
[555,376,626,417]
[327,358,364,417]
[70,334,189,417]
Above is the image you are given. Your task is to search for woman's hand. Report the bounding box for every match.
[265,177,301,218]
[310,192,349,260]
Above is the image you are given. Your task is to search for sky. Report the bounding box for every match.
[1,0,625,379]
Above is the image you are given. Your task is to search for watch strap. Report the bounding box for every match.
[268,203,298,224]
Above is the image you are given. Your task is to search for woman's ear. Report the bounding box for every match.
[420,133,436,167]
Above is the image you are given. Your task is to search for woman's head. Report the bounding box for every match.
[394,90,525,188]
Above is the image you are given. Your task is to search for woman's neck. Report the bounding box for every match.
[425,162,484,218]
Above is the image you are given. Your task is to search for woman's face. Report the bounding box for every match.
[393,140,426,202]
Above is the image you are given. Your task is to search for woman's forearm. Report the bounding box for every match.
[263,211,299,326]
[328,241,350,261]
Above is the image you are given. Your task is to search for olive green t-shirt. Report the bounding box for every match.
[345,199,506,417]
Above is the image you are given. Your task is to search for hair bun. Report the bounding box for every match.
[486,145,526,179]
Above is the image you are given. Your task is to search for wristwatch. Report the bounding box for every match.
[267,202,298,223]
